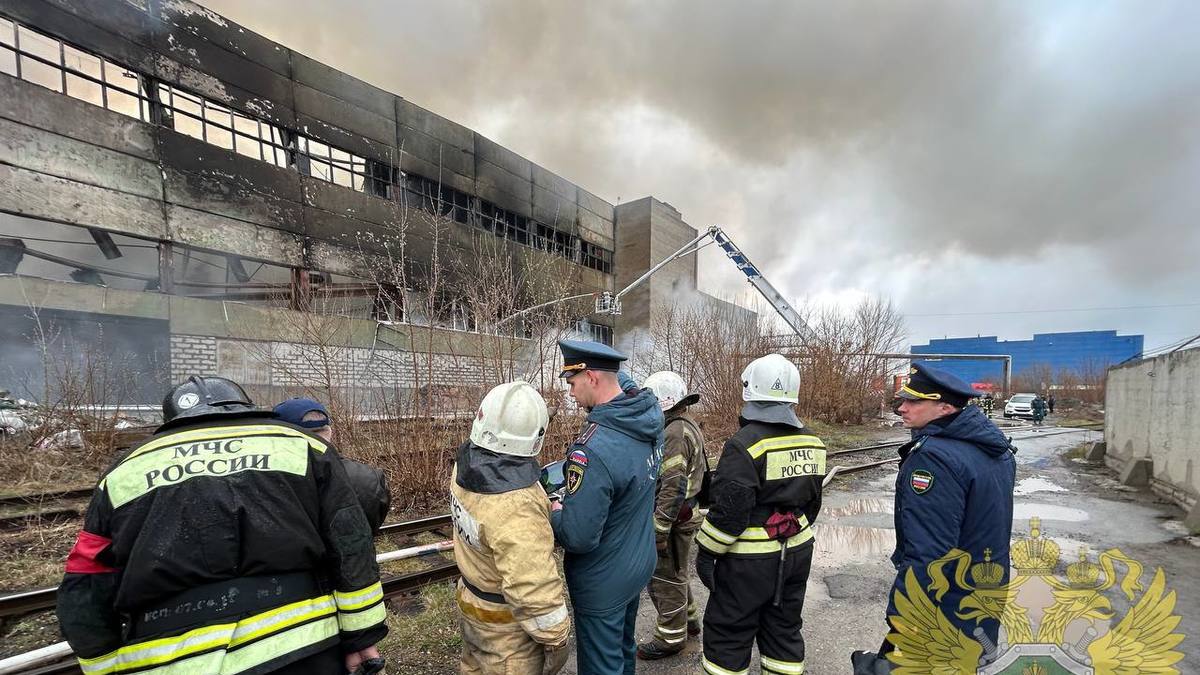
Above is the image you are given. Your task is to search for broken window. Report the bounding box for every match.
[170,245,293,308]
[0,214,161,292]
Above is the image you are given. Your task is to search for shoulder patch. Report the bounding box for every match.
[910,469,934,494]
[566,463,585,495]
[568,449,588,466]
[575,422,599,447]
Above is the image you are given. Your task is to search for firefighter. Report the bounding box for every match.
[637,370,706,660]
[695,354,825,675]
[551,339,663,675]
[450,381,571,674]
[274,397,391,533]
[57,376,387,675]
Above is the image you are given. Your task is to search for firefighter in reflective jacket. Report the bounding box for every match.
[450,381,571,674]
[57,376,387,675]
[637,371,706,660]
[695,354,825,675]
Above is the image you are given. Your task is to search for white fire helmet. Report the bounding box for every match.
[469,381,549,457]
[643,371,699,411]
[741,354,800,404]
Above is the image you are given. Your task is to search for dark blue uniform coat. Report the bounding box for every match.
[551,384,663,673]
[888,404,1016,647]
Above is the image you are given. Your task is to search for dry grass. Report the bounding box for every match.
[379,581,461,674]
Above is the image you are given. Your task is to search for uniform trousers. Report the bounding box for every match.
[574,597,640,675]
[702,543,814,675]
[648,518,701,645]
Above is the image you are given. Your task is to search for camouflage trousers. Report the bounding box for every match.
[647,518,702,646]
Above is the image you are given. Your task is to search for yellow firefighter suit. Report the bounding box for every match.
[450,443,570,674]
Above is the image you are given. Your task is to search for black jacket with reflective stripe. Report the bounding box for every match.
[699,420,826,557]
[58,418,386,659]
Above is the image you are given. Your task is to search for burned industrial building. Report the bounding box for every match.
[0,0,742,409]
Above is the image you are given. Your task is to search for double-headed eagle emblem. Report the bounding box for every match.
[887,518,1185,674]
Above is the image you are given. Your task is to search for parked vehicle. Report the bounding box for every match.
[1004,393,1038,419]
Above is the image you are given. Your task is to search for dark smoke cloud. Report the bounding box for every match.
[198,0,1200,344]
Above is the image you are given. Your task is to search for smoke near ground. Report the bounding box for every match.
[199,0,1200,347]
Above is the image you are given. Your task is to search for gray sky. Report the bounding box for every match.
[199,0,1200,351]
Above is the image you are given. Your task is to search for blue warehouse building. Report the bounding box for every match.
[911,330,1144,384]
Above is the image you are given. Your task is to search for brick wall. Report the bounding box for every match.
[169,335,218,382]
[170,333,484,392]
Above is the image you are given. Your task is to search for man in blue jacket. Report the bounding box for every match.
[852,363,1015,674]
[551,340,663,675]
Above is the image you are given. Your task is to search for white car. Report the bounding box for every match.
[1004,393,1038,419]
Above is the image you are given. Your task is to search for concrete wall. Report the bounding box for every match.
[613,197,700,341]
[1105,347,1200,530]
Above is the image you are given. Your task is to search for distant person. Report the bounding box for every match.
[981,392,994,418]
[1031,395,1047,427]
[450,381,570,674]
[1047,393,1056,414]
[851,363,1015,674]
[551,340,663,675]
[274,397,391,532]
[58,376,387,674]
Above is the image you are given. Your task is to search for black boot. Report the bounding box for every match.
[637,639,685,660]
[687,619,701,637]
[851,650,894,674]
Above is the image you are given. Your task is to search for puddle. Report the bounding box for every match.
[1014,477,1068,496]
[1013,503,1089,522]
[824,497,894,517]
[812,524,895,565]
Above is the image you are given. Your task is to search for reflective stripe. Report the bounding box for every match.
[338,601,387,632]
[656,625,687,635]
[727,529,813,555]
[660,454,684,472]
[221,616,337,674]
[77,595,336,675]
[703,656,750,675]
[657,634,686,644]
[104,436,312,508]
[700,519,737,544]
[654,519,672,533]
[695,530,730,555]
[761,655,806,674]
[113,425,326,466]
[519,604,569,633]
[334,581,384,611]
[745,435,824,460]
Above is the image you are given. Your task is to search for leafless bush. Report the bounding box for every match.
[797,297,907,424]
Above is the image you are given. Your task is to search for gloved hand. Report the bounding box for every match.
[655,532,669,554]
[696,549,716,590]
[542,640,569,675]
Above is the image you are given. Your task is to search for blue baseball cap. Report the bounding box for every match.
[273,398,331,428]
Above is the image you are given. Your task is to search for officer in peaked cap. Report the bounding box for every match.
[551,339,664,674]
[851,362,1015,674]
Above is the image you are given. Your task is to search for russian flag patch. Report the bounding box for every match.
[910,470,934,494]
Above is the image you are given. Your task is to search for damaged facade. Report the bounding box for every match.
[0,0,739,408]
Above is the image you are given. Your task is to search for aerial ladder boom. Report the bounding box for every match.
[595,226,813,342]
